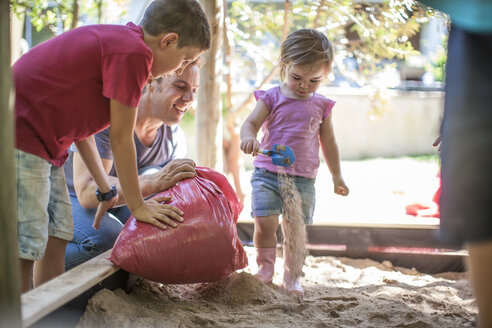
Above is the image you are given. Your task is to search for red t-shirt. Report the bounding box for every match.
[14,23,153,167]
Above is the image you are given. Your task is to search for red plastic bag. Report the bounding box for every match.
[109,167,248,284]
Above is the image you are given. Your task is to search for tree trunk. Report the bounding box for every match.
[313,0,326,28]
[71,0,79,30]
[197,0,223,170]
[1,3,22,328]
[282,0,291,41]
[10,9,24,65]
[222,0,245,202]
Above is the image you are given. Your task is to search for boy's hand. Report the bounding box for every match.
[333,176,349,196]
[240,137,260,155]
[93,195,119,229]
[131,196,184,230]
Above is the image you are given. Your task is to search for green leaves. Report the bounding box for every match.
[10,0,129,35]
[226,0,447,87]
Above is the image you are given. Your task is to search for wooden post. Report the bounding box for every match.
[0,2,22,328]
[196,0,223,170]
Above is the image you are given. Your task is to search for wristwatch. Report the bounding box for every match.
[96,185,117,202]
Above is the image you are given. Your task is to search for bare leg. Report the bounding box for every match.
[33,236,67,288]
[20,258,34,293]
[254,215,279,248]
[467,240,492,328]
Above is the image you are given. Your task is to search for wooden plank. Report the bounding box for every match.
[238,217,440,230]
[0,4,22,328]
[237,222,447,249]
[21,250,119,327]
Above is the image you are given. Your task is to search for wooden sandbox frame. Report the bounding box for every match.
[22,220,467,327]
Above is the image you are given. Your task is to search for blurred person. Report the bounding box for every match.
[423,1,492,326]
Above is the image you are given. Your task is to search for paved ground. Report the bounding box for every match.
[237,157,441,227]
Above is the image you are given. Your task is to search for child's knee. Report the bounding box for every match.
[255,215,279,234]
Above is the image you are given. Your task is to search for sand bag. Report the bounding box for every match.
[109,167,248,284]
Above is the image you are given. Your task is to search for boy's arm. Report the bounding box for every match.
[109,99,184,229]
[73,137,119,226]
[239,99,269,154]
[319,113,349,196]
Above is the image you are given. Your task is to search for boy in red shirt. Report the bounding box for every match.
[13,0,210,292]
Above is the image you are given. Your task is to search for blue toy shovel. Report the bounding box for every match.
[258,144,296,167]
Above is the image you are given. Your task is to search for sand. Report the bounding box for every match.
[77,246,477,328]
[279,172,308,289]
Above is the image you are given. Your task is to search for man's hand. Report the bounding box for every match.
[151,159,196,192]
[131,196,184,230]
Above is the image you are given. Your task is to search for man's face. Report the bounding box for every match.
[150,64,200,125]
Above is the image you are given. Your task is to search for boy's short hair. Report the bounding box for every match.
[140,0,211,51]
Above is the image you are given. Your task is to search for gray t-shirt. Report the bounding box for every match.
[64,124,186,197]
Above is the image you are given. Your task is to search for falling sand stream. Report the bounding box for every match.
[278,171,308,286]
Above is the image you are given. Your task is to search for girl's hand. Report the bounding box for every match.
[240,137,260,155]
[131,196,184,230]
[333,176,349,196]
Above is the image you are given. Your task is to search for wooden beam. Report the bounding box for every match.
[0,2,22,327]
[21,250,120,327]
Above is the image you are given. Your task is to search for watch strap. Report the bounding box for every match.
[96,185,117,202]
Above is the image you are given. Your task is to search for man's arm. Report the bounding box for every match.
[73,154,196,209]
[73,137,118,227]
[72,151,117,208]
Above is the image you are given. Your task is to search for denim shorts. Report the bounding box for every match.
[16,150,73,261]
[250,167,316,225]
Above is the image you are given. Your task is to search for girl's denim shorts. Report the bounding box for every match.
[250,167,316,225]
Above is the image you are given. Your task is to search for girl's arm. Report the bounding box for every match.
[240,99,269,154]
[109,99,183,229]
[73,137,118,227]
[319,112,349,196]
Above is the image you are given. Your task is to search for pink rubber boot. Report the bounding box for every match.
[255,248,276,283]
[282,256,304,296]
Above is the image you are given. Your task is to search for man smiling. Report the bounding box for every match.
[64,61,200,270]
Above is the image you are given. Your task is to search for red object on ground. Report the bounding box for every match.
[405,181,441,218]
[109,167,248,284]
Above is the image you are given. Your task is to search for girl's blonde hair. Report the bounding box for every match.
[279,29,334,81]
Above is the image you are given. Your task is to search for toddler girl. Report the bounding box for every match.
[240,29,349,295]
